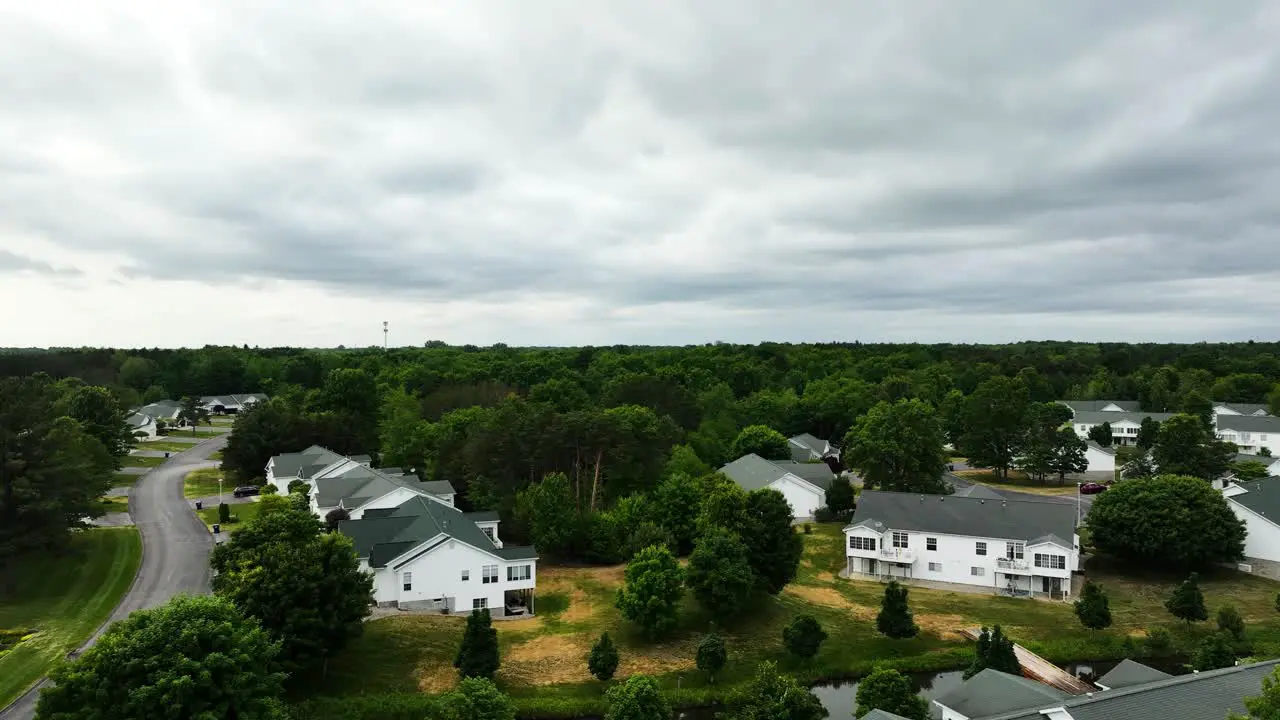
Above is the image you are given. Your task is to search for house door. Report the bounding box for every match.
[1042,577,1062,595]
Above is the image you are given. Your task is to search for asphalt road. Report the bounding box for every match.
[0,437,224,720]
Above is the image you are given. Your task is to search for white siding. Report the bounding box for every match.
[1084,445,1115,473]
[1227,498,1280,563]
[767,475,825,519]
[375,538,537,609]
[348,487,428,519]
[937,703,970,720]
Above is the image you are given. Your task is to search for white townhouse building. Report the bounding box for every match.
[1068,409,1175,446]
[1214,402,1272,418]
[125,411,159,441]
[265,445,374,494]
[1082,440,1116,475]
[199,393,268,414]
[719,453,834,520]
[1216,414,1280,456]
[1223,477,1280,571]
[844,490,1079,599]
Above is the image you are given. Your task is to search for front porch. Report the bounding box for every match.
[382,589,537,619]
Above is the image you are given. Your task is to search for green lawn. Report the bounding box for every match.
[99,496,129,514]
[210,449,224,462]
[196,502,262,534]
[0,528,142,708]
[184,468,227,499]
[111,472,143,487]
[310,524,1280,717]
[134,440,197,453]
[210,416,236,426]
[121,455,165,468]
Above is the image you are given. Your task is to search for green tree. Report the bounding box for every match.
[1166,573,1209,624]
[218,501,232,524]
[651,472,702,555]
[728,660,826,720]
[1145,627,1174,657]
[686,529,756,615]
[455,609,500,679]
[1018,402,1075,482]
[958,376,1031,481]
[1136,416,1161,449]
[179,395,210,430]
[117,356,159,390]
[379,386,430,472]
[615,545,684,638]
[515,472,581,558]
[730,424,791,461]
[1232,460,1271,481]
[876,581,919,639]
[824,475,855,516]
[64,385,135,465]
[1088,475,1245,569]
[664,444,710,480]
[1153,414,1235,481]
[1088,422,1113,448]
[1218,604,1247,640]
[855,666,928,720]
[324,507,349,531]
[35,595,285,720]
[211,506,372,678]
[219,398,309,481]
[964,625,1020,679]
[1073,581,1112,630]
[1049,429,1088,484]
[696,632,727,683]
[782,614,827,661]
[843,399,949,493]
[603,675,670,720]
[1229,665,1280,720]
[1182,390,1215,427]
[697,474,749,536]
[441,677,515,720]
[743,488,804,594]
[1193,630,1236,671]
[588,632,620,683]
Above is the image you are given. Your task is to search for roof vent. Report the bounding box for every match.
[980,499,985,504]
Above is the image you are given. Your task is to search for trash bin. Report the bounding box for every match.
[212,524,220,534]
[165,452,170,458]
[195,501,203,510]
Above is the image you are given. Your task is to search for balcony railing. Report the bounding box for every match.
[878,547,915,564]
[997,557,1030,571]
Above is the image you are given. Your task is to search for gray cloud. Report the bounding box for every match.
[2,1,1280,345]
[0,250,80,277]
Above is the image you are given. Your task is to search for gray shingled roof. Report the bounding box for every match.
[720,454,833,492]
[1217,402,1271,416]
[1073,410,1176,426]
[125,412,154,428]
[314,465,454,509]
[1085,440,1116,455]
[1095,658,1172,690]
[984,659,1280,720]
[136,400,182,419]
[270,445,344,478]
[847,490,1076,544]
[1217,414,1280,433]
[860,710,912,720]
[789,433,829,461]
[340,495,536,567]
[1226,478,1280,525]
[953,483,1005,500]
[935,669,1069,719]
[1060,400,1141,413]
[1233,453,1278,467]
[465,511,501,523]
[421,480,457,496]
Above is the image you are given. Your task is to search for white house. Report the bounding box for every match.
[200,393,268,414]
[931,660,1280,720]
[1216,414,1280,456]
[265,445,373,494]
[340,495,537,615]
[135,399,182,423]
[1059,400,1141,414]
[1223,478,1280,568]
[788,433,839,462]
[1070,410,1175,446]
[719,454,834,520]
[125,412,159,441]
[1083,440,1116,474]
[844,490,1079,598]
[1230,453,1280,478]
[1214,402,1272,418]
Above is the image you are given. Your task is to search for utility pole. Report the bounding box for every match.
[383,321,388,350]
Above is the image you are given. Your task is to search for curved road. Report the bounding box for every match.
[0,436,224,720]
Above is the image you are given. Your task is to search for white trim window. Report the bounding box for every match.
[928,562,942,572]
[926,537,938,551]
[975,541,987,556]
[1034,553,1066,570]
[402,571,413,592]
[849,536,877,551]
[482,565,499,584]
[473,597,487,610]
[461,569,470,581]
[892,532,909,549]
[482,527,495,541]
[971,567,985,577]
[507,564,531,581]
[1006,542,1025,560]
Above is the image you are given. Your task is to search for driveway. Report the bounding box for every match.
[0,436,225,720]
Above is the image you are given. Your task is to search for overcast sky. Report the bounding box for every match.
[3,2,1279,348]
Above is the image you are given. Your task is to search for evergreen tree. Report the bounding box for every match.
[454,609,500,679]
[855,666,928,720]
[1074,581,1113,630]
[824,475,856,517]
[1218,605,1247,641]
[588,632,620,683]
[782,614,828,661]
[742,488,804,594]
[965,625,1020,679]
[696,633,727,683]
[1088,422,1113,447]
[1166,573,1208,624]
[876,581,919,639]
[686,529,756,615]
[1193,630,1237,671]
[964,626,993,680]
[729,661,826,720]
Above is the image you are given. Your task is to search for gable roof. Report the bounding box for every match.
[847,490,1076,545]
[125,412,154,429]
[136,400,182,419]
[984,659,1280,720]
[1216,402,1271,416]
[200,393,268,407]
[720,454,832,493]
[1225,478,1280,525]
[1085,440,1116,455]
[1095,659,1172,690]
[1060,400,1141,413]
[1217,414,1280,433]
[860,711,913,720]
[269,446,346,479]
[313,464,455,509]
[1072,410,1176,426]
[788,433,831,461]
[952,483,1005,500]
[340,495,535,567]
[935,669,1069,719]
[1232,453,1279,467]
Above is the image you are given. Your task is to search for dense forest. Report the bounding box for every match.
[5,341,1280,560]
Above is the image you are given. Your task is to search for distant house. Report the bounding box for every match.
[1230,453,1280,477]
[1069,410,1175,446]
[1058,400,1141,414]
[125,412,158,441]
[265,445,366,494]
[1223,478,1280,571]
[845,490,1079,598]
[1214,402,1272,418]
[1216,414,1280,455]
[136,399,182,422]
[788,433,839,462]
[931,659,1280,720]
[199,393,268,414]
[1083,440,1116,474]
[719,454,834,520]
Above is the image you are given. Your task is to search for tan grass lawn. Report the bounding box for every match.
[953,470,1081,496]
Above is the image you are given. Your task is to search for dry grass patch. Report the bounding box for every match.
[916,614,969,641]
[783,585,877,621]
[502,635,594,685]
[561,588,597,623]
[619,638,699,677]
[416,669,457,694]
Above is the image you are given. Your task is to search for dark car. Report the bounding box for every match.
[1079,482,1108,495]
[233,485,260,498]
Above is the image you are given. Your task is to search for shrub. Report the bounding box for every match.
[1218,605,1246,641]
[696,633,727,683]
[813,507,834,523]
[588,632,619,683]
[1145,627,1174,657]
[218,502,231,524]
[782,615,827,660]
[803,522,812,535]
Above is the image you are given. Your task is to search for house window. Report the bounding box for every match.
[461,570,470,581]
[926,538,938,551]
[507,564,531,582]
[971,567,985,577]
[928,562,942,572]
[848,536,877,551]
[473,598,487,610]
[482,527,495,541]
[1242,432,1253,443]
[975,541,987,556]
[1263,434,1269,441]
[892,532,909,549]
[482,565,499,584]
[1006,542,1025,560]
[1034,554,1066,570]
[402,572,413,592]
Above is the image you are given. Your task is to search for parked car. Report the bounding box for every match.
[1079,482,1108,495]
[232,485,260,498]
